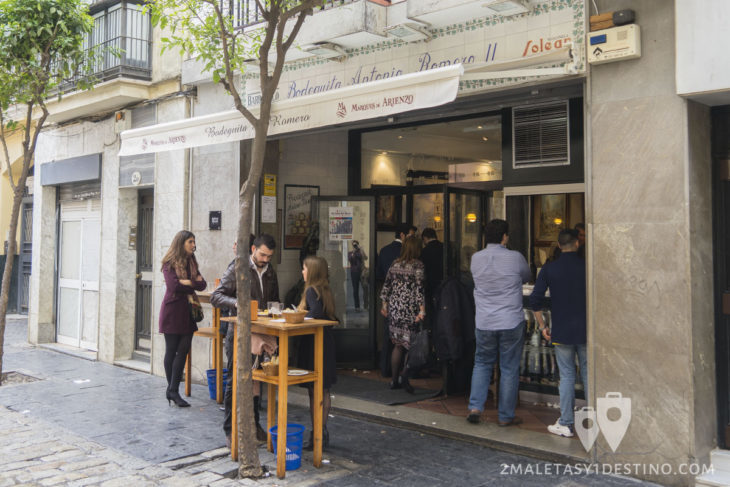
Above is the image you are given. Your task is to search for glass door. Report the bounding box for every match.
[446,188,485,288]
[312,196,375,369]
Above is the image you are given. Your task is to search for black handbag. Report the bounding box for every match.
[407,324,429,370]
[188,294,204,323]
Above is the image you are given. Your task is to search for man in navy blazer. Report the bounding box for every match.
[376,224,411,376]
[376,224,410,280]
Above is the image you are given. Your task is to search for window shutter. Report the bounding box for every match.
[512,101,570,168]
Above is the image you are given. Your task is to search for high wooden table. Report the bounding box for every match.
[221,315,337,479]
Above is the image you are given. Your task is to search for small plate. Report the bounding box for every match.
[288,369,309,376]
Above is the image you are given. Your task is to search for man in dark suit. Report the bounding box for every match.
[376,224,410,376]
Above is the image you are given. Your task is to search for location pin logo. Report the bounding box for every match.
[596,392,632,452]
[574,406,599,452]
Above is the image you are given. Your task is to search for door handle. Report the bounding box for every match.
[136,273,142,280]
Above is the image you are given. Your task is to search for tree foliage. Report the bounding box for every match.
[0,0,98,386]
[148,0,322,478]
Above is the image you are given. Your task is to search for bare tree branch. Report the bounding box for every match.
[210,2,258,127]
[0,108,16,191]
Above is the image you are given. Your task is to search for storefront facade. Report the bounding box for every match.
[26,0,729,484]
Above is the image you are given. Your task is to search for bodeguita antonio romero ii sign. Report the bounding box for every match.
[118,65,462,156]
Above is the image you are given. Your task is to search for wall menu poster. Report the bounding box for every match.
[284,185,319,249]
[328,206,353,241]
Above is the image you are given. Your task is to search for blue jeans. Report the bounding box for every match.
[553,343,588,426]
[468,322,525,423]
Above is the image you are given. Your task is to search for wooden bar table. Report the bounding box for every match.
[221,315,337,479]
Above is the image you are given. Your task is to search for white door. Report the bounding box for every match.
[57,200,101,350]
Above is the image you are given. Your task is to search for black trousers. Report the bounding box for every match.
[164,333,193,393]
[223,326,261,436]
[351,270,362,309]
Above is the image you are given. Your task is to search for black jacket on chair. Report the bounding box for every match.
[433,277,475,362]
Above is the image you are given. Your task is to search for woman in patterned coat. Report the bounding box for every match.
[380,236,426,393]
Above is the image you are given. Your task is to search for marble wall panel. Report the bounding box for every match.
[28,183,57,344]
[591,96,687,225]
[593,345,695,486]
[190,142,239,287]
[592,221,691,357]
[276,132,348,297]
[686,101,716,463]
[589,2,717,482]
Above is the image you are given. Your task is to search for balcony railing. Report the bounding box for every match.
[229,0,359,28]
[55,2,151,94]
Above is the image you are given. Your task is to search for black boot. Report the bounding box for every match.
[254,396,267,442]
[167,390,190,408]
[303,425,328,451]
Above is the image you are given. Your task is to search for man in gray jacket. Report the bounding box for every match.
[212,234,280,445]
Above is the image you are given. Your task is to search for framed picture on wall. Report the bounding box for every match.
[376,195,398,228]
[534,194,567,244]
[284,185,319,249]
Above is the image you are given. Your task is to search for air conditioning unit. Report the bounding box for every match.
[384,23,431,43]
[482,0,530,17]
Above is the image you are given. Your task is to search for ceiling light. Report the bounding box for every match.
[477,125,483,129]
[482,136,489,141]
[301,42,347,59]
[481,0,530,17]
[384,23,432,42]
[397,135,404,139]
[381,151,388,156]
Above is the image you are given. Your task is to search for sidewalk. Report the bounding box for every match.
[0,317,660,486]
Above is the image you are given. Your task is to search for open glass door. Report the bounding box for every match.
[312,196,375,369]
[446,188,485,288]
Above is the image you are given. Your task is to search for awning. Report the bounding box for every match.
[462,46,576,81]
[119,64,463,156]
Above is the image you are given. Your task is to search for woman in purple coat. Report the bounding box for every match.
[159,230,206,407]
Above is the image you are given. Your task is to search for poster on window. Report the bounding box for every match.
[328,206,353,241]
[284,185,319,249]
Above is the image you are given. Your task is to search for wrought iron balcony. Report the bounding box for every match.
[56,1,151,93]
[229,0,361,29]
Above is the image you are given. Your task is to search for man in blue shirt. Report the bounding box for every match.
[529,229,587,437]
[467,219,531,426]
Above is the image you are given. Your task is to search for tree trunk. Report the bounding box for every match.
[0,179,26,385]
[235,125,270,478]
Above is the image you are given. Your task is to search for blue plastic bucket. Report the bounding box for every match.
[269,423,305,471]
[206,369,228,400]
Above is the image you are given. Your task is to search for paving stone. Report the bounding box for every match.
[0,318,663,487]
[38,472,86,486]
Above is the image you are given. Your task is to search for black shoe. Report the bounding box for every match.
[303,427,329,451]
[167,391,190,408]
[303,431,314,451]
[389,380,401,390]
[256,423,267,443]
[467,410,481,424]
[400,376,414,394]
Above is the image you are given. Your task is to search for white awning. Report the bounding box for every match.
[462,46,576,81]
[119,64,463,156]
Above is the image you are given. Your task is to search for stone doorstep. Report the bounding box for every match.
[284,387,591,467]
